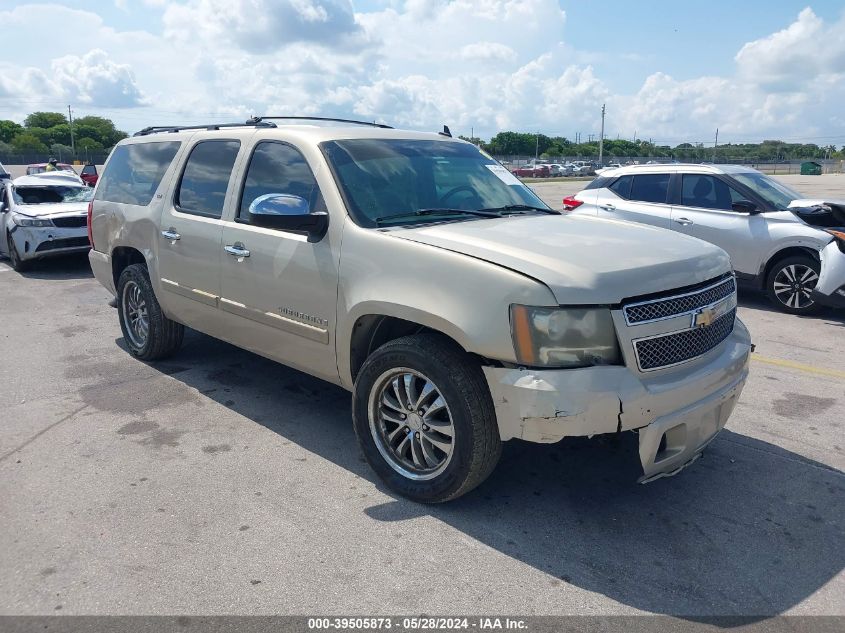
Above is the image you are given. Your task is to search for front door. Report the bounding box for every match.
[669,173,767,276]
[219,140,340,383]
[156,139,241,330]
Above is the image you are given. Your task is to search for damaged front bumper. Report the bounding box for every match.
[811,240,845,309]
[483,319,751,482]
[9,224,89,261]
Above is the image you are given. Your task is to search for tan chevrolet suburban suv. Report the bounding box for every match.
[88,117,752,502]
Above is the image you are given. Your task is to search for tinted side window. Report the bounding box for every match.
[630,174,670,204]
[238,142,322,221]
[608,175,632,199]
[96,141,181,206]
[81,165,96,176]
[681,174,745,211]
[584,176,611,190]
[175,140,240,219]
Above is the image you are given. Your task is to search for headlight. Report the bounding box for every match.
[12,214,53,227]
[510,305,621,368]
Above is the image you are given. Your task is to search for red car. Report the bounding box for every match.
[26,162,76,175]
[80,163,98,187]
[511,164,550,178]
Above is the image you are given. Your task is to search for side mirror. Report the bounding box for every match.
[248,194,328,242]
[731,200,758,214]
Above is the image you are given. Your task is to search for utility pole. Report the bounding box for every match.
[598,103,606,165]
[534,133,539,163]
[68,105,76,157]
[713,128,718,162]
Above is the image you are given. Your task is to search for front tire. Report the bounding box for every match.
[353,333,502,503]
[765,255,823,316]
[117,263,184,360]
[6,232,31,272]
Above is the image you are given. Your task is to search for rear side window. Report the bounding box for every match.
[81,165,97,176]
[630,174,670,204]
[608,175,633,198]
[176,140,240,219]
[238,141,322,221]
[96,141,181,206]
[584,176,611,190]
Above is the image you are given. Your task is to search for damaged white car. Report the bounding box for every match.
[1,172,93,272]
[567,164,845,314]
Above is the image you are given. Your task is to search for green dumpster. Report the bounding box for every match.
[800,161,822,175]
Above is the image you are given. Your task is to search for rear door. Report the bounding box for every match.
[595,173,672,228]
[670,173,768,275]
[218,140,340,383]
[156,138,241,328]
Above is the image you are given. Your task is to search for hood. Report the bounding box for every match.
[14,202,89,219]
[788,199,845,229]
[390,214,731,304]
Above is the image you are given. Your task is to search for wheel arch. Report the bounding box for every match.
[343,306,487,388]
[111,246,148,289]
[760,246,820,286]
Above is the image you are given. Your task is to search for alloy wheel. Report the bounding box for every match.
[121,280,149,348]
[772,263,819,310]
[368,368,455,481]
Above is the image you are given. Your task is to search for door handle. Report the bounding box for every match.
[599,203,616,211]
[674,217,694,226]
[224,244,250,258]
[161,229,181,241]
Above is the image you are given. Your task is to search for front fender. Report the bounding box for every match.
[336,223,557,388]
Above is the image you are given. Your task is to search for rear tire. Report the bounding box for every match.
[352,333,501,503]
[117,263,184,360]
[765,255,824,316]
[6,232,31,272]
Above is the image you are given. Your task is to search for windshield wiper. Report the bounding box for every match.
[478,204,560,215]
[374,208,500,224]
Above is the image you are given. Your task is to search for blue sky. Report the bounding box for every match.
[1,1,844,145]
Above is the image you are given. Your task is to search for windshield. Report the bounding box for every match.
[13,185,94,205]
[321,139,550,227]
[732,172,803,211]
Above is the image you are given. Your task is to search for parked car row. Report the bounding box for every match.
[565,164,845,314]
[508,160,596,178]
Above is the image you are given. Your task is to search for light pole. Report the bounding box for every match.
[598,103,605,165]
[68,105,76,158]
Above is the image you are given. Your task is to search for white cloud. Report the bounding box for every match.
[162,0,370,53]
[460,42,515,63]
[0,2,842,145]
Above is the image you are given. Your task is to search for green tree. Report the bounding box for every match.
[76,137,105,152]
[50,143,75,160]
[73,115,127,147]
[0,120,23,143]
[24,112,68,129]
[12,133,49,153]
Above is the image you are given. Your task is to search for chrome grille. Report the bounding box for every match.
[624,276,736,325]
[634,308,736,371]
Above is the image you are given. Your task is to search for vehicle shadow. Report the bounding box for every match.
[15,252,93,280]
[153,330,845,621]
[738,287,845,325]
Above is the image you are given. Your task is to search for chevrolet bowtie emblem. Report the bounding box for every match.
[694,307,716,328]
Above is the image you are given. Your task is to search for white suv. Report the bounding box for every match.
[566,164,845,315]
[88,118,751,502]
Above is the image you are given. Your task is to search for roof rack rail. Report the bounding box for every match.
[246,116,393,129]
[133,120,278,137]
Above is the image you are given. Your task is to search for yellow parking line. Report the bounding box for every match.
[752,353,845,380]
